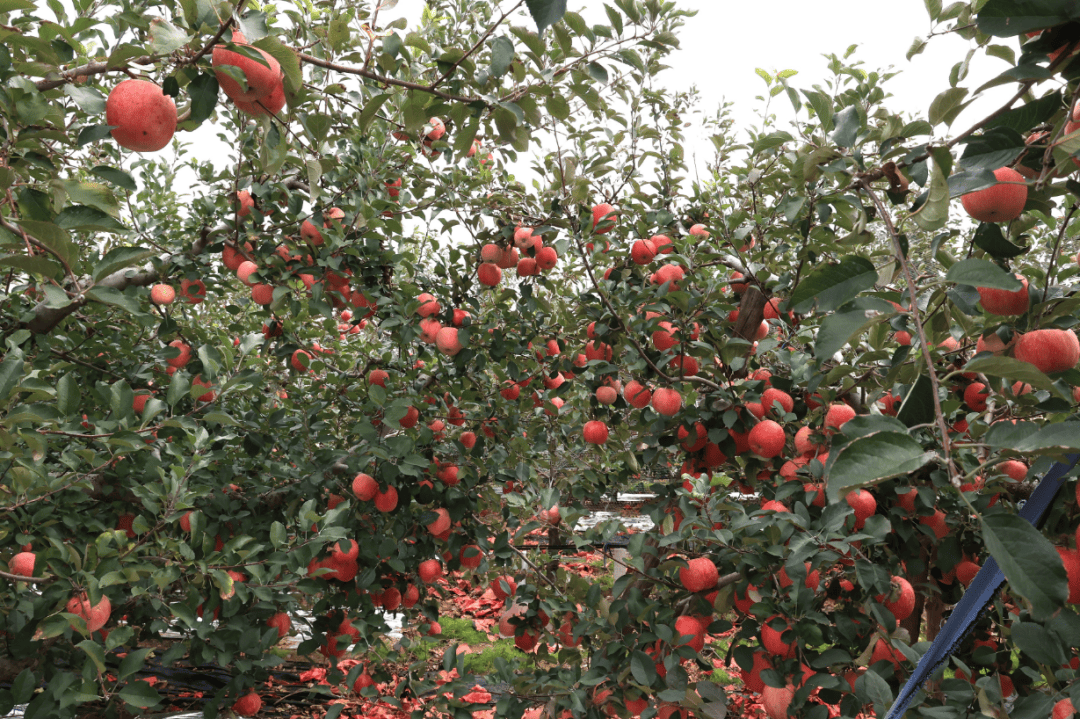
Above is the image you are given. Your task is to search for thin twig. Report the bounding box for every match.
[859,180,958,484]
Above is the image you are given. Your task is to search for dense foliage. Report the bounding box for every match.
[3,0,1080,718]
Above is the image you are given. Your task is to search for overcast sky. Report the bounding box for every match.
[178,1,1016,198]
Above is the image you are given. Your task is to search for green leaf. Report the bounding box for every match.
[167,371,190,407]
[803,89,834,132]
[56,206,127,233]
[328,14,351,51]
[946,258,1022,290]
[76,639,106,673]
[236,10,269,41]
[985,421,1080,453]
[490,36,514,77]
[525,0,567,35]
[947,168,998,198]
[856,669,894,716]
[977,0,1080,37]
[910,154,950,231]
[546,94,570,120]
[271,521,286,548]
[118,647,153,680]
[118,679,162,709]
[57,373,79,414]
[89,165,137,192]
[982,512,1067,621]
[586,62,609,83]
[187,72,219,125]
[984,90,1062,134]
[963,355,1063,396]
[831,105,860,148]
[356,93,391,135]
[0,350,25,404]
[1011,622,1067,667]
[63,84,106,114]
[93,247,155,281]
[17,220,76,268]
[63,180,120,217]
[630,650,657,685]
[0,253,62,279]
[972,222,1028,259]
[958,127,1026,172]
[825,431,936,502]
[789,256,877,314]
[896,374,936,428]
[814,298,895,360]
[78,124,115,147]
[928,87,969,126]
[254,36,302,93]
[85,286,144,315]
[17,186,53,221]
[147,18,190,55]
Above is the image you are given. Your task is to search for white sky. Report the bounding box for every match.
[178,0,1016,198]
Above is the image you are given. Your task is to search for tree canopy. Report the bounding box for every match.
[3,1,1080,718]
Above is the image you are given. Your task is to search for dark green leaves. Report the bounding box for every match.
[788,255,877,314]
[56,206,127,233]
[0,349,24,405]
[630,650,657,685]
[490,37,514,77]
[91,165,137,191]
[910,155,949,231]
[977,0,1080,37]
[929,87,969,126]
[946,258,1023,290]
[964,356,1062,395]
[831,105,860,148]
[982,513,1067,620]
[984,421,1080,453]
[984,90,1062,134]
[813,297,895,360]
[825,431,936,502]
[896,374,936,428]
[93,247,154,281]
[186,73,218,125]
[78,124,116,147]
[973,222,1028,259]
[948,168,997,198]
[525,0,567,35]
[958,128,1026,172]
[147,18,190,55]
[63,84,106,114]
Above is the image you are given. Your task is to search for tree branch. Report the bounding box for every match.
[859,180,958,483]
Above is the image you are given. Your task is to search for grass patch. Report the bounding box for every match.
[463,638,536,674]
[439,617,489,645]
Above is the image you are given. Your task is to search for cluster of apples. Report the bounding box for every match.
[104,30,285,155]
[476,225,559,286]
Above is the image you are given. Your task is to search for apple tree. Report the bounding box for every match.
[2,0,1080,718]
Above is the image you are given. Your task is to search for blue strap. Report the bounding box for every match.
[885,454,1080,719]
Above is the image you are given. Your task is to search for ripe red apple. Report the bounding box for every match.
[106,79,177,152]
[592,202,617,234]
[748,420,785,458]
[960,167,1028,223]
[418,558,442,583]
[1014,329,1080,373]
[651,387,681,416]
[679,557,718,593]
[977,275,1029,315]
[150,284,175,305]
[10,551,35,577]
[583,420,609,444]
[232,691,262,717]
[213,30,282,102]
